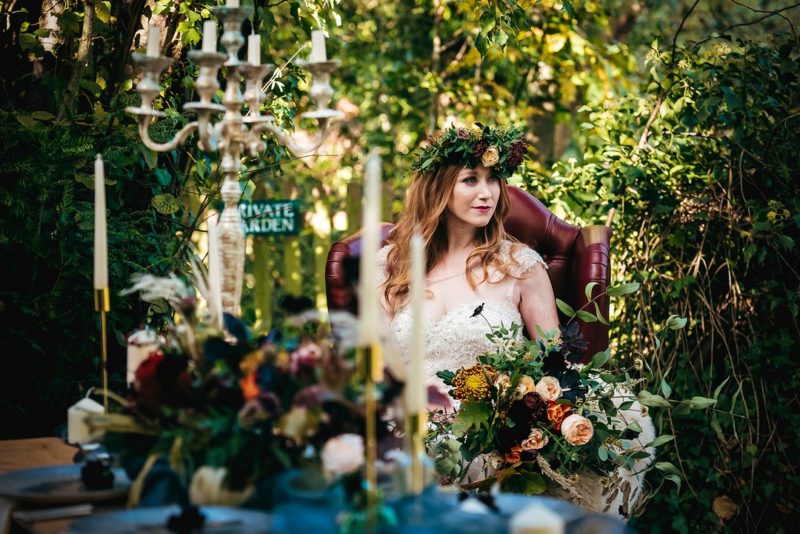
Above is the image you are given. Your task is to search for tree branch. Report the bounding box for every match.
[57,0,95,121]
[634,0,700,154]
[691,2,800,47]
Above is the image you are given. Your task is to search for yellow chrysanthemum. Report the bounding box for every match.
[453,365,497,401]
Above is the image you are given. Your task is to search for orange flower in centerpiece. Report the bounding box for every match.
[505,445,522,464]
[546,401,572,431]
[453,364,497,401]
[240,372,260,401]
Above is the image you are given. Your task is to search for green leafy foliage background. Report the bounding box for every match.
[1,0,799,531]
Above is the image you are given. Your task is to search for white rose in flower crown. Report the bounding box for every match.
[520,428,549,451]
[535,376,562,401]
[517,375,536,396]
[480,146,501,167]
[560,414,594,446]
[321,433,365,476]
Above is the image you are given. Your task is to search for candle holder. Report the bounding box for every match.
[406,410,427,495]
[358,343,383,534]
[93,288,110,410]
[127,6,343,315]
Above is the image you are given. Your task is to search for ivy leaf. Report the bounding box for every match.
[151,193,180,215]
[456,401,492,431]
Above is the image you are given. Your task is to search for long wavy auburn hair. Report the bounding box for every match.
[382,165,525,314]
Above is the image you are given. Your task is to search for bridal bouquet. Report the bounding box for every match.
[427,301,710,515]
[90,274,399,507]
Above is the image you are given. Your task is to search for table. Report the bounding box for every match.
[0,438,81,534]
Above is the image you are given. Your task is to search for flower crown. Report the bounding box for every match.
[410,123,529,179]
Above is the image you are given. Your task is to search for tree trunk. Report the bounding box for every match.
[57,0,95,121]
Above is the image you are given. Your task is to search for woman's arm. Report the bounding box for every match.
[517,263,560,338]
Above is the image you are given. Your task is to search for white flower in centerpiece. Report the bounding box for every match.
[321,433,364,476]
[189,466,253,506]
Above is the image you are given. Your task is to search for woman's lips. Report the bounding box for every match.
[473,206,492,213]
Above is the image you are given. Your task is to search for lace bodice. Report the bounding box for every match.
[379,240,546,391]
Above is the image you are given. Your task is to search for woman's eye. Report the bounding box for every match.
[488,176,499,182]
[463,176,477,183]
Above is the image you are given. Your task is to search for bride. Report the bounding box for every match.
[378,124,559,393]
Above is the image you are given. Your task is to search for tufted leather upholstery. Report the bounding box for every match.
[325,186,611,360]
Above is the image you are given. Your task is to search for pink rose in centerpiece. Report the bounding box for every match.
[321,433,365,475]
[290,342,322,375]
[560,414,594,446]
[535,376,562,401]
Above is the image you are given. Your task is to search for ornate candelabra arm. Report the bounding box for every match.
[186,50,227,152]
[242,63,276,156]
[134,118,200,152]
[254,59,343,156]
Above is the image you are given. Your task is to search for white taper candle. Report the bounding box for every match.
[407,233,426,413]
[247,34,260,65]
[93,154,108,290]
[358,153,382,346]
[146,26,160,57]
[310,30,327,62]
[208,212,224,329]
[202,20,217,53]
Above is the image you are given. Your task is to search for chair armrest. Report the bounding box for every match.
[326,240,358,314]
[325,224,394,315]
[569,225,612,361]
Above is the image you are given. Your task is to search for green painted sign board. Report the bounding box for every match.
[239,200,301,236]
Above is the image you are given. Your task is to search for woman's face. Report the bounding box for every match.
[444,165,501,231]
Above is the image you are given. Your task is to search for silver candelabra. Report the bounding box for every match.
[127,4,342,315]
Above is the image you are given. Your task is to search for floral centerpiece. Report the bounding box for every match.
[427,293,712,517]
[90,273,400,510]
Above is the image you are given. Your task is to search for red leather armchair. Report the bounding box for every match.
[325,186,611,360]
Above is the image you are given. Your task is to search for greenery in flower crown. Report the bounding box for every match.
[410,124,529,179]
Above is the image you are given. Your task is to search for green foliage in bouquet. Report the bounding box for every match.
[427,283,715,515]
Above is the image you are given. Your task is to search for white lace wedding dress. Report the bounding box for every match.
[378,239,654,518]
[380,239,545,392]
